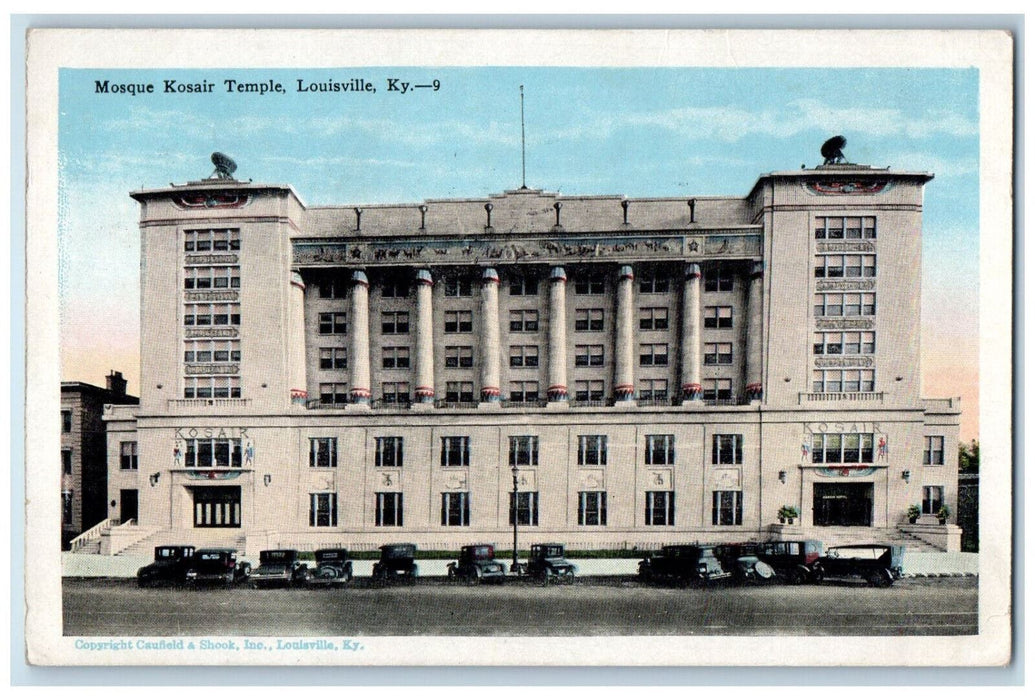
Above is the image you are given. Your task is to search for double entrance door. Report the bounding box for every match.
[192,485,241,528]
[813,483,873,527]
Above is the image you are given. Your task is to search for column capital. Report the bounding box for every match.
[482,267,500,284]
[618,264,635,281]
[750,262,764,280]
[416,269,434,286]
[351,269,369,287]
[550,266,567,282]
[290,272,306,290]
[685,263,702,280]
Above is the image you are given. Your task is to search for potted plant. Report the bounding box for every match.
[937,505,951,525]
[907,504,921,524]
[778,505,799,525]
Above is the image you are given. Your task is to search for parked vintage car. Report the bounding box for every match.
[249,549,309,588]
[371,543,418,585]
[754,540,826,584]
[513,543,576,584]
[447,544,506,584]
[306,548,354,587]
[713,543,777,583]
[136,545,196,587]
[820,544,905,587]
[637,544,732,586]
[184,548,251,587]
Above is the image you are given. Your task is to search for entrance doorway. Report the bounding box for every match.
[192,486,241,528]
[813,482,873,526]
[119,489,138,523]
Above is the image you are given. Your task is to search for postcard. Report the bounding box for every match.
[24,27,1013,667]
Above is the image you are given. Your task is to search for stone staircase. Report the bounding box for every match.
[116,529,247,557]
[798,527,944,552]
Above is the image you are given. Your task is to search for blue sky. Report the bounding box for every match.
[57,66,980,438]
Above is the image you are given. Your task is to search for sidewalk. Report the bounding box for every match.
[62,551,979,578]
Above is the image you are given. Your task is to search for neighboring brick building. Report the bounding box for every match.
[60,371,138,548]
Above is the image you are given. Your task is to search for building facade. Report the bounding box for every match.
[60,371,137,548]
[102,156,962,555]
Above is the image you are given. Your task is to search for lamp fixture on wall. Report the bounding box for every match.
[264,474,272,487]
[149,472,161,487]
[901,470,911,483]
[778,470,787,484]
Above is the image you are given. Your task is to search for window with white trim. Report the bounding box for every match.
[319,383,348,405]
[381,382,410,404]
[712,490,743,525]
[445,382,475,402]
[578,435,608,466]
[309,438,337,468]
[578,491,607,526]
[382,346,411,369]
[120,442,138,470]
[509,436,539,466]
[645,434,675,465]
[184,228,240,251]
[184,438,243,468]
[639,343,669,366]
[319,347,347,370]
[509,381,539,402]
[441,436,470,466]
[639,307,669,330]
[814,254,877,278]
[645,491,675,526]
[509,309,539,332]
[814,215,877,240]
[922,486,944,515]
[711,434,743,465]
[509,491,539,526]
[811,433,874,463]
[309,493,338,527]
[703,342,733,365]
[812,369,875,393]
[441,492,471,526]
[319,312,347,335]
[923,436,945,466]
[375,492,403,526]
[509,345,539,368]
[444,310,473,333]
[575,344,605,367]
[445,346,474,369]
[575,308,604,332]
[573,380,605,401]
[375,437,403,467]
[381,311,409,335]
[638,379,669,401]
[703,306,733,328]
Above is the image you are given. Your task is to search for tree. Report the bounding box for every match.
[959,440,980,474]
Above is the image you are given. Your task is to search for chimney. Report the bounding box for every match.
[106,370,127,398]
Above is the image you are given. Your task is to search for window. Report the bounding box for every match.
[712,491,743,526]
[381,311,410,335]
[812,369,875,393]
[509,275,538,296]
[701,378,733,402]
[443,277,472,297]
[509,436,539,466]
[638,379,669,401]
[184,303,240,327]
[645,491,675,526]
[574,278,604,295]
[703,342,733,365]
[381,279,409,298]
[575,345,605,367]
[509,381,539,402]
[319,312,347,335]
[444,310,473,333]
[376,492,403,526]
[639,343,669,366]
[578,435,607,466]
[509,310,539,332]
[575,308,605,332]
[811,433,874,464]
[185,340,241,363]
[61,410,71,433]
[645,434,676,465]
[319,347,347,370]
[309,438,337,468]
[639,275,670,294]
[120,441,139,470]
[704,267,734,292]
[445,381,475,402]
[814,215,877,240]
[813,293,876,317]
[184,376,241,399]
[509,492,539,526]
[375,437,403,467]
[573,380,605,402]
[318,279,347,299]
[703,306,733,328]
[922,486,944,515]
[639,307,669,331]
[814,254,877,279]
[309,493,338,527]
[711,434,743,465]
[923,436,945,466]
[578,492,607,526]
[184,266,240,290]
[184,228,240,252]
[813,332,875,355]
[381,382,410,404]
[62,449,73,475]
[184,438,243,468]
[441,436,470,467]
[441,492,471,526]
[509,345,539,368]
[62,490,74,526]
[445,346,474,369]
[319,383,349,405]
[382,346,411,369]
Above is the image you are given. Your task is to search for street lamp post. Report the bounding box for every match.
[511,464,519,573]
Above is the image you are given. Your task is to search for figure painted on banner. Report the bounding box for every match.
[244,440,254,466]
[173,442,182,466]
[801,439,811,461]
[878,436,888,459]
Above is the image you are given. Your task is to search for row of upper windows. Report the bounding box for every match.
[814,255,876,279]
[307,433,737,468]
[814,216,877,240]
[184,229,240,252]
[185,340,241,363]
[314,269,742,300]
[184,303,241,326]
[184,267,240,289]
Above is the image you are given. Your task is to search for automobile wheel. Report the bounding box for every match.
[466,569,480,586]
[878,569,895,588]
[562,569,575,585]
[789,567,807,585]
[241,563,252,578]
[866,571,885,587]
[406,572,417,586]
[811,565,825,583]
[447,564,457,584]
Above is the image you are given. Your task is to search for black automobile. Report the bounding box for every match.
[714,543,777,583]
[637,544,731,586]
[371,543,418,585]
[184,548,251,587]
[136,545,196,587]
[755,540,826,584]
[820,544,905,587]
[249,549,309,588]
[447,544,506,584]
[514,543,576,584]
[307,549,354,587]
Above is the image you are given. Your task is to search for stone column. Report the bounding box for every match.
[414,268,435,404]
[289,272,308,407]
[348,270,371,404]
[745,262,764,403]
[547,266,568,402]
[613,264,636,403]
[480,267,501,403]
[680,263,702,403]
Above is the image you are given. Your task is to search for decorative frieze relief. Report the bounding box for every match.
[815,318,875,331]
[816,280,876,292]
[814,356,874,368]
[185,328,240,339]
[184,363,240,375]
[803,180,892,195]
[185,291,239,302]
[816,241,875,253]
[186,254,239,265]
